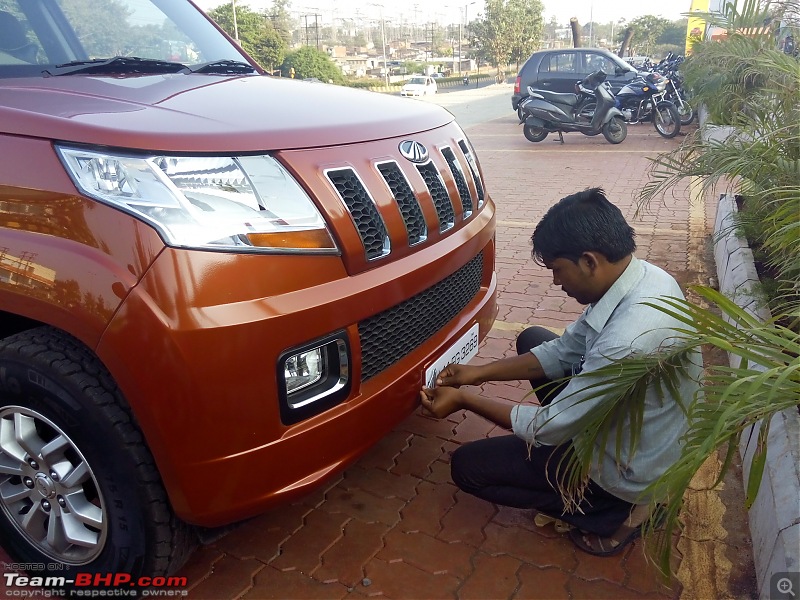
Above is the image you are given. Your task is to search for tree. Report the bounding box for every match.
[267,0,293,48]
[208,2,286,72]
[282,46,344,83]
[508,0,544,70]
[627,15,671,56]
[470,0,515,75]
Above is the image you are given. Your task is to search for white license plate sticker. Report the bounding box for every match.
[424,323,480,388]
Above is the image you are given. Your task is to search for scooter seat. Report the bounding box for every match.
[529,90,580,107]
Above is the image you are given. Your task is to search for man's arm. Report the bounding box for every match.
[436,351,547,387]
[419,386,515,429]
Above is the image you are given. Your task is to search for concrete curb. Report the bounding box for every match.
[713,193,800,599]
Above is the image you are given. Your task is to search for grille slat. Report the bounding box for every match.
[358,251,484,381]
[326,168,389,261]
[377,162,427,246]
[459,140,485,208]
[417,162,455,233]
[442,147,473,217]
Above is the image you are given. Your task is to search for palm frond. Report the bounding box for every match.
[544,286,799,575]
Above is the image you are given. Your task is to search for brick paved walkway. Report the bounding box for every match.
[0,99,756,600]
[168,113,753,599]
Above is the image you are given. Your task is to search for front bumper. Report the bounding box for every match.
[99,218,496,526]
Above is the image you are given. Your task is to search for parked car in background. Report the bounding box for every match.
[0,0,496,581]
[401,75,438,97]
[512,48,640,117]
[624,55,654,69]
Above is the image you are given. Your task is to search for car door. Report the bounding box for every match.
[534,51,580,93]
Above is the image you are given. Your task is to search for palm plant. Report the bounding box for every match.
[549,0,800,579]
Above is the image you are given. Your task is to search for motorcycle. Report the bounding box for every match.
[614,71,681,138]
[652,53,694,125]
[518,70,627,145]
[463,75,470,86]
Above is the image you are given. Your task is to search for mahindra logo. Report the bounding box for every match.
[399,140,429,164]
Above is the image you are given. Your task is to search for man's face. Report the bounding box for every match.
[545,256,602,305]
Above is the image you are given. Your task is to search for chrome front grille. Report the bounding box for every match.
[358,251,484,382]
[325,137,485,261]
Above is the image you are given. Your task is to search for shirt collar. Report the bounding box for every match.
[584,255,643,332]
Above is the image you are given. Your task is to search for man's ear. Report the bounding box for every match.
[580,252,601,272]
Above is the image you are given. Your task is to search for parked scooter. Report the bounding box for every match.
[518,70,627,144]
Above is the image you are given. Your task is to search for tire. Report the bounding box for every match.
[676,100,695,125]
[523,124,548,142]
[0,327,195,579]
[517,106,524,121]
[652,102,680,138]
[602,116,627,144]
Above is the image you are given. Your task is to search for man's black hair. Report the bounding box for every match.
[531,187,636,265]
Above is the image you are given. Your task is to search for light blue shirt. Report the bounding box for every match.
[510,256,702,503]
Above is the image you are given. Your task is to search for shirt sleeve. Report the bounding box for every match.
[530,315,588,380]
[513,338,633,447]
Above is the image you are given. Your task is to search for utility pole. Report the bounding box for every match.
[232,0,239,41]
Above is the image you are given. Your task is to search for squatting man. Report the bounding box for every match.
[419,187,701,556]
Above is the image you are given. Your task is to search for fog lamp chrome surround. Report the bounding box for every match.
[277,333,351,425]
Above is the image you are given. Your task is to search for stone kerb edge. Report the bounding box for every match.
[714,194,800,599]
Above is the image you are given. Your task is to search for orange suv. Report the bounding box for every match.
[0,0,496,579]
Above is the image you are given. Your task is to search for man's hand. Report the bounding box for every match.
[419,386,464,418]
[435,363,483,387]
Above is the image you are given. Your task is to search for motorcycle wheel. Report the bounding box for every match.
[523,124,548,143]
[517,106,524,121]
[676,101,695,125]
[653,103,681,138]
[0,327,195,580]
[602,117,627,144]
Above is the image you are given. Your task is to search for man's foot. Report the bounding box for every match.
[533,512,573,533]
[569,523,641,556]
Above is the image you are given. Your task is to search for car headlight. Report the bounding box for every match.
[56,147,337,253]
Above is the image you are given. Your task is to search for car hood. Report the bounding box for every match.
[0,73,453,152]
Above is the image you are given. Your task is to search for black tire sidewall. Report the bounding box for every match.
[653,102,680,138]
[523,124,548,142]
[603,117,627,144]
[0,352,153,578]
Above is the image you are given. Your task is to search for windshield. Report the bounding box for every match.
[0,0,251,77]
[406,77,426,85]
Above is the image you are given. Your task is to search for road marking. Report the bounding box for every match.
[491,321,564,335]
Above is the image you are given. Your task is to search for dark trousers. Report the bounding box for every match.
[450,326,634,536]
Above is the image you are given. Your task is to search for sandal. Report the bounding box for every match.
[569,524,641,556]
[533,513,573,533]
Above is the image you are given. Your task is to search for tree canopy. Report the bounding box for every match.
[281,46,344,83]
[208,2,287,72]
[471,0,544,73]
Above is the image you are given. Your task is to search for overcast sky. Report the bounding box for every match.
[192,0,695,28]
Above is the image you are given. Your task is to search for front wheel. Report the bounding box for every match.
[602,117,627,144]
[653,102,681,138]
[523,124,549,142]
[0,327,194,580]
[676,100,695,125]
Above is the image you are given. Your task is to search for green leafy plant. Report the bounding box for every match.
[551,0,800,580]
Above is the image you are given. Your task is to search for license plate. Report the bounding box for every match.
[424,323,480,388]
